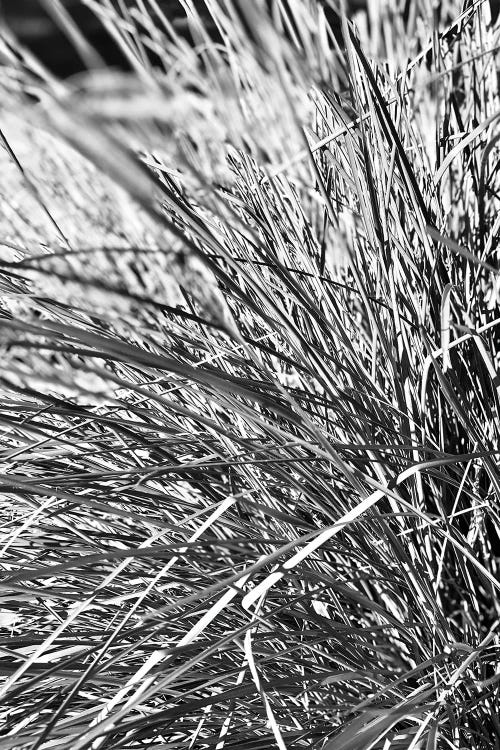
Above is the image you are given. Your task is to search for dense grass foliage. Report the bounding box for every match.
[1,1,500,748]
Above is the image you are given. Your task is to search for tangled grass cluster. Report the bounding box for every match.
[1,1,500,748]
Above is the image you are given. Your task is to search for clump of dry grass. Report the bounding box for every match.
[1,1,500,748]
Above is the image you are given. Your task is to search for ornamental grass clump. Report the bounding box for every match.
[1,1,500,748]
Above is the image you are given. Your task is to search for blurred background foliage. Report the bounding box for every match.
[1,0,373,77]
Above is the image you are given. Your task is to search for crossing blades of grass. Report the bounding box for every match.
[1,1,500,749]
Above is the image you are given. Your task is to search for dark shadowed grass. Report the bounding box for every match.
[1,1,500,748]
